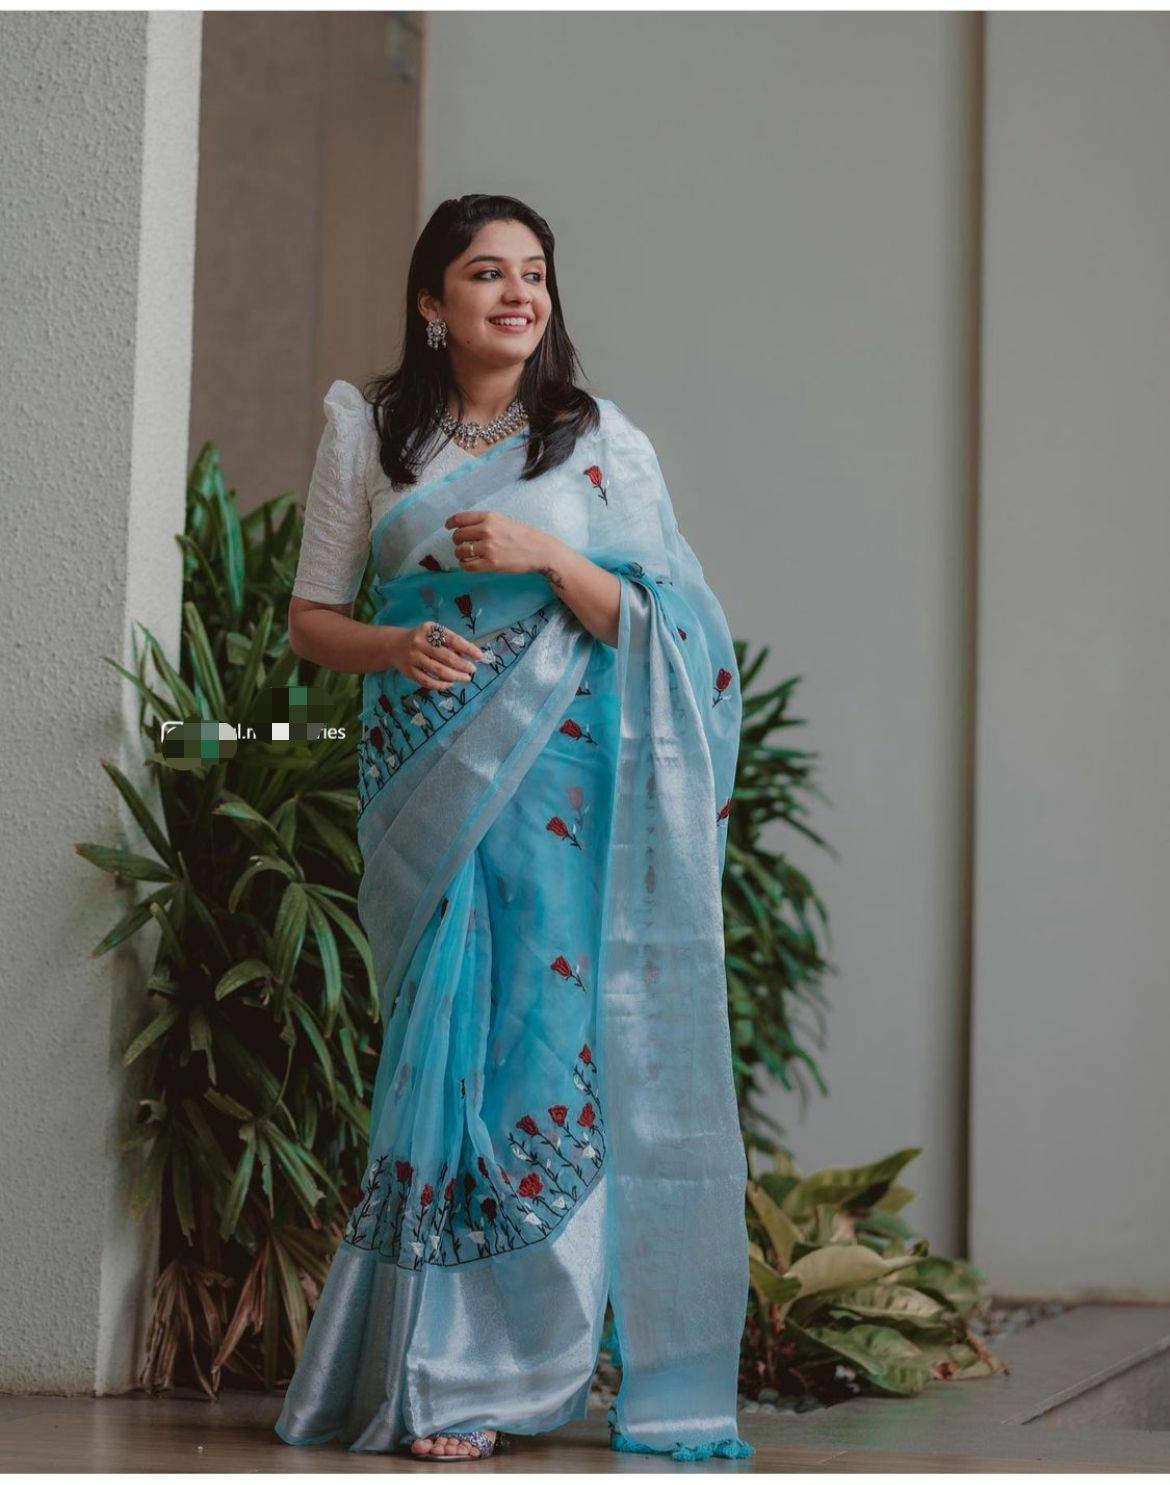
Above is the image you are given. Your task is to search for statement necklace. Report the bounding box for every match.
[438,398,528,452]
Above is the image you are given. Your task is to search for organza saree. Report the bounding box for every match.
[274,400,751,1459]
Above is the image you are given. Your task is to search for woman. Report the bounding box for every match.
[275,194,752,1463]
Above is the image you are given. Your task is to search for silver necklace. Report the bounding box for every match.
[438,398,528,451]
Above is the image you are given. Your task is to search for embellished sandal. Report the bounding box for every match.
[404,1428,507,1460]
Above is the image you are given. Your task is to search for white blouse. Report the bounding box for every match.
[291,378,477,605]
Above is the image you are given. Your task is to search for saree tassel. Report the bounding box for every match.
[608,1428,755,1461]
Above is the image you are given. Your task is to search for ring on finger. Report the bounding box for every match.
[425,622,446,647]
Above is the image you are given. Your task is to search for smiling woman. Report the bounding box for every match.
[276,194,752,1466]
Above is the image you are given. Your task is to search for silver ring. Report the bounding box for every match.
[425,622,446,647]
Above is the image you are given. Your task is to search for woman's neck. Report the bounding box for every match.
[446,368,523,427]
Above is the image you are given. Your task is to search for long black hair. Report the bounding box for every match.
[361,193,600,489]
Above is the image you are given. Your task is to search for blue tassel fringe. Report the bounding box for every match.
[609,1428,755,1461]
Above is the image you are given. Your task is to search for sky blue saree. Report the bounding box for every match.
[274,399,751,1460]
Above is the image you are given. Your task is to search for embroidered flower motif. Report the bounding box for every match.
[419,553,444,572]
[546,815,582,850]
[717,799,732,823]
[678,628,687,640]
[344,1050,604,1268]
[583,464,609,504]
[713,667,735,705]
[454,593,479,635]
[549,954,587,990]
[559,718,598,746]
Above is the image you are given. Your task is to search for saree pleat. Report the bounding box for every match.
[275,401,750,1457]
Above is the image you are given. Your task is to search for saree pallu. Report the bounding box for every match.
[275,399,751,1459]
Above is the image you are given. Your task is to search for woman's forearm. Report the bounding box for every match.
[289,608,402,675]
[534,534,622,647]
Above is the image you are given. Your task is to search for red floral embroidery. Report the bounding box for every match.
[559,717,598,746]
[454,592,479,635]
[546,815,582,850]
[550,953,587,990]
[717,799,732,822]
[713,667,734,706]
[583,464,609,504]
[419,553,444,572]
[344,1048,605,1269]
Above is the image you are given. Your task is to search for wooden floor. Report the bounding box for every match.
[0,1388,1156,1474]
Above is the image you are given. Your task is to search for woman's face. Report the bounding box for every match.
[424,219,552,371]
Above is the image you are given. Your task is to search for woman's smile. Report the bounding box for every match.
[487,315,533,334]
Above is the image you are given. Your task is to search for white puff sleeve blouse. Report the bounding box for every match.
[292,378,474,605]
[292,379,379,605]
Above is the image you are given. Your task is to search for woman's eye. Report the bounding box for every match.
[476,269,543,282]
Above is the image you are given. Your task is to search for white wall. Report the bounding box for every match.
[971,15,1170,1299]
[424,13,979,1257]
[0,11,202,1389]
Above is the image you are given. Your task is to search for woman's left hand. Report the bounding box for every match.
[445,509,554,574]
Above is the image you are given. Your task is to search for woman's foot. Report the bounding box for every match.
[410,1429,498,1459]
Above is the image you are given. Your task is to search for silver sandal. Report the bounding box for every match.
[405,1428,507,1460]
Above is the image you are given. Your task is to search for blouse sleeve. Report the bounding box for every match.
[291,379,376,605]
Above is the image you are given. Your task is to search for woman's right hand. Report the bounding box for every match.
[383,622,488,691]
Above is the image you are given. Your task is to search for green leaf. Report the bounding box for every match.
[746,1179,801,1270]
[227,855,298,914]
[305,899,342,1028]
[309,889,377,1014]
[130,1129,171,1220]
[270,1233,308,1361]
[219,1140,257,1240]
[288,998,336,1104]
[215,959,272,1002]
[271,883,309,988]
[89,886,175,956]
[181,601,227,718]
[790,1320,933,1397]
[213,793,292,859]
[782,1150,922,1219]
[170,1139,196,1241]
[74,842,174,882]
[123,1003,182,1067]
[300,801,363,877]
[97,759,178,869]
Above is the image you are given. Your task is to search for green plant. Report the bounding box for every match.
[723,641,837,1148]
[77,442,381,1394]
[740,1145,1006,1401]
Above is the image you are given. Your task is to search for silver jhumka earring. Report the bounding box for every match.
[426,317,448,350]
